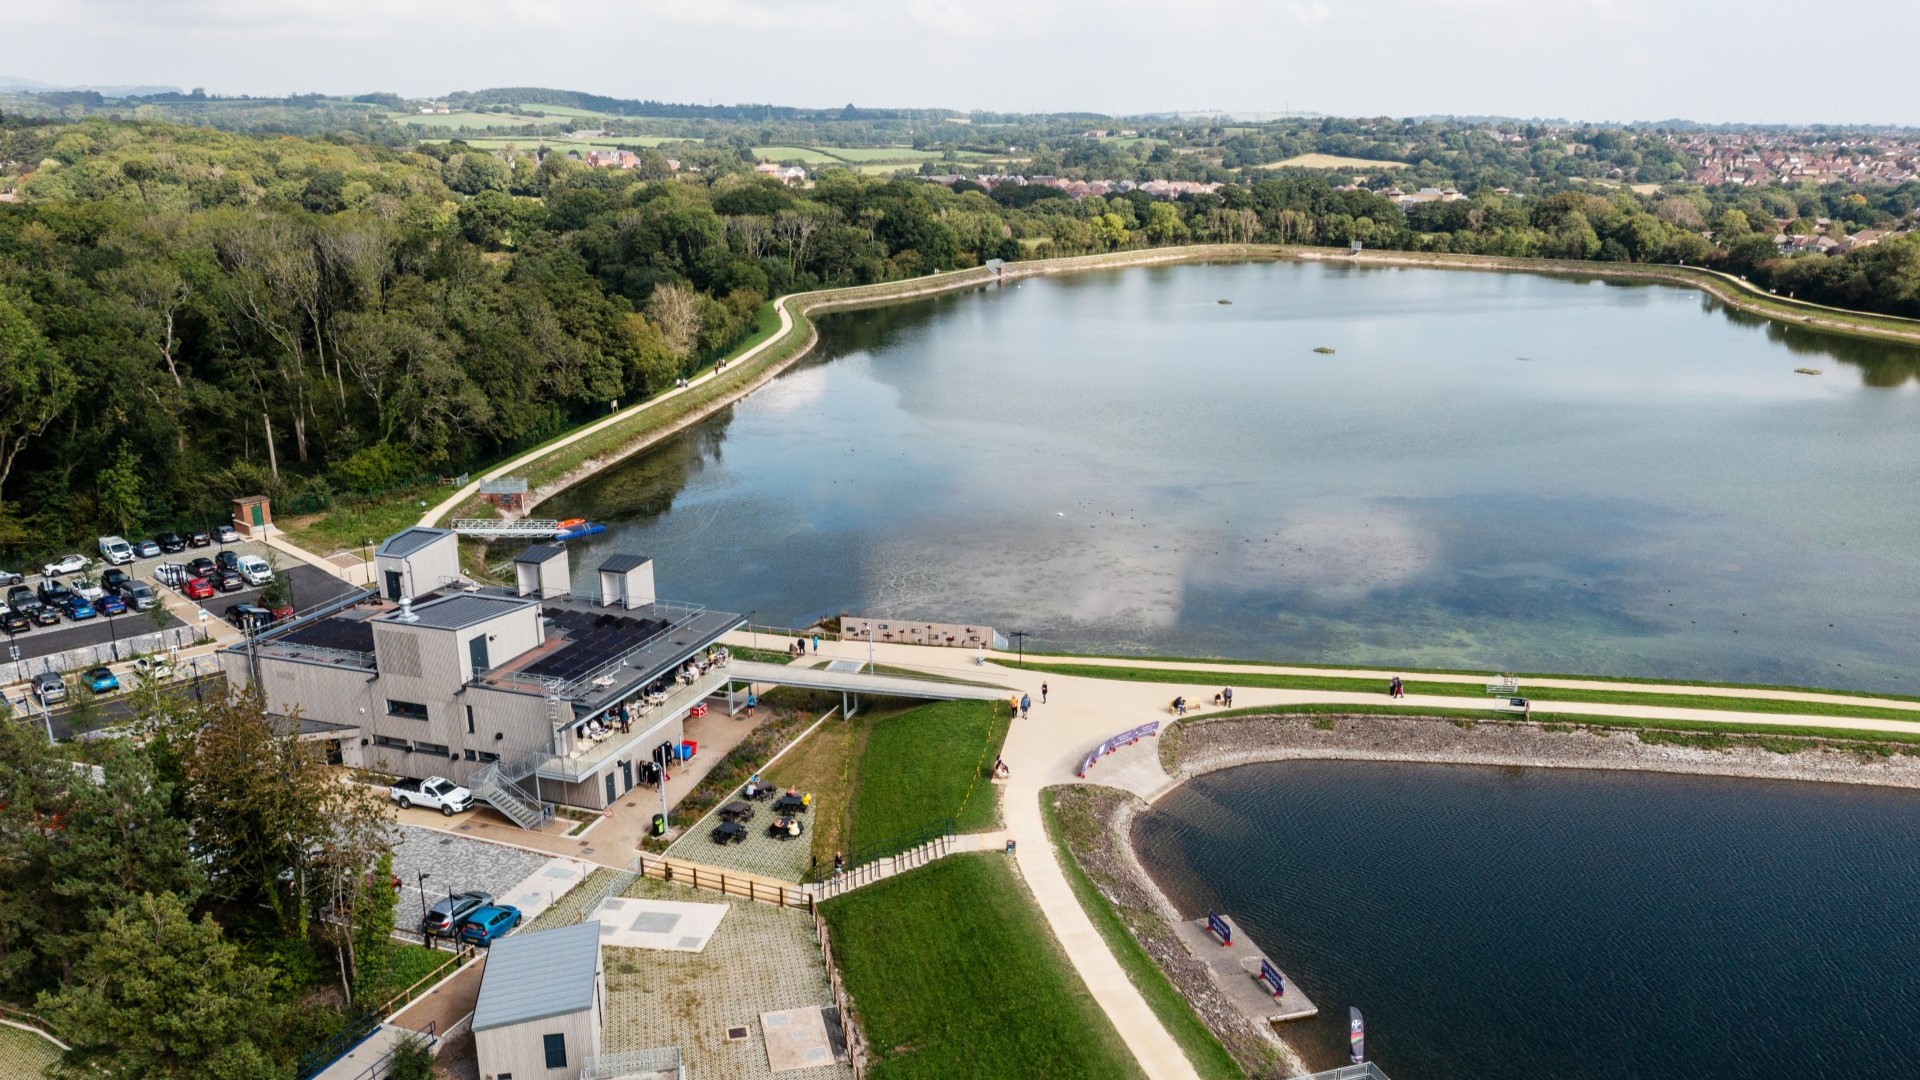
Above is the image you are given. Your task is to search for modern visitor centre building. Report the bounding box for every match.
[218,527,744,825]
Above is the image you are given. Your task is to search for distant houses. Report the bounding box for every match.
[754,162,807,185]
[921,174,1222,200]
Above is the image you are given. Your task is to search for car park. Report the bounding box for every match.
[29,605,59,626]
[86,666,119,694]
[187,529,211,548]
[95,592,127,616]
[44,553,89,577]
[119,581,158,611]
[459,905,522,945]
[213,568,245,592]
[0,569,21,587]
[133,539,162,559]
[228,603,275,632]
[214,525,241,544]
[37,579,73,607]
[70,576,105,602]
[99,567,130,592]
[156,532,186,554]
[421,890,494,937]
[60,595,97,620]
[154,562,189,587]
[182,577,215,600]
[2,608,29,633]
[7,584,39,612]
[132,656,174,681]
[30,672,66,704]
[215,550,242,573]
[186,557,216,580]
[237,555,273,586]
[98,537,135,566]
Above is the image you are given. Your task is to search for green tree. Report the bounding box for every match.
[39,893,283,1080]
[97,443,144,535]
[1091,212,1131,249]
[1143,201,1190,244]
[0,288,79,510]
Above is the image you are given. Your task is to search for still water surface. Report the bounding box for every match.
[1133,761,1920,1080]
[546,261,1920,690]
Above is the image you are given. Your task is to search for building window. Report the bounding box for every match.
[414,741,449,757]
[465,704,476,734]
[476,751,499,764]
[386,699,428,721]
[543,1033,567,1069]
[463,748,476,762]
[372,735,411,753]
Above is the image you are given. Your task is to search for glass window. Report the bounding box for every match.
[465,704,476,734]
[543,1032,566,1069]
[386,700,428,721]
[413,741,449,757]
[372,735,411,752]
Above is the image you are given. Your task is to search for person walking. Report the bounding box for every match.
[1040,682,1048,704]
[1222,686,1233,708]
[1009,693,1021,719]
[812,633,820,654]
[745,691,757,718]
[1019,693,1031,719]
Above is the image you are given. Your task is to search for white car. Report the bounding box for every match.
[132,656,175,682]
[69,576,106,602]
[43,553,90,577]
[236,555,273,587]
[98,536,134,565]
[390,776,474,816]
[153,562,190,587]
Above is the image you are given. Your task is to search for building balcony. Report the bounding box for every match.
[532,666,733,784]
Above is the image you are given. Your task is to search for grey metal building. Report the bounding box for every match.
[472,920,604,1080]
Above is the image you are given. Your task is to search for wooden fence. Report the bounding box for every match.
[813,911,869,1078]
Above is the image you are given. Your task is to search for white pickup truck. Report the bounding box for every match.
[390,776,474,816]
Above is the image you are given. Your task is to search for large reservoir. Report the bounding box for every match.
[545,260,1920,691]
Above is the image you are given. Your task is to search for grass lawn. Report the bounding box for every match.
[1043,789,1250,1080]
[765,704,874,872]
[821,854,1145,1080]
[849,699,1009,849]
[752,145,844,164]
[1017,661,1920,725]
[356,942,457,1008]
[278,482,446,557]
[1260,153,1409,170]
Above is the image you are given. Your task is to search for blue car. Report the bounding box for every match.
[61,595,97,620]
[95,592,127,616]
[458,904,522,945]
[86,666,119,694]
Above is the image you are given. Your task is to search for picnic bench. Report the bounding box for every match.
[711,821,747,845]
[719,801,756,823]
[773,793,809,814]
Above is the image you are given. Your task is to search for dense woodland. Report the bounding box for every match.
[1,109,1917,557]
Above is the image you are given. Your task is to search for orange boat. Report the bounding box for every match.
[555,517,588,530]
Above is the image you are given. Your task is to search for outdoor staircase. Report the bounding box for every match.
[811,818,958,901]
[469,758,554,830]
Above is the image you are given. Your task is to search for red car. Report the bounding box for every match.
[268,599,295,621]
[182,577,215,600]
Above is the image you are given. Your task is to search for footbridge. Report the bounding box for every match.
[450,518,560,537]
[725,659,1004,716]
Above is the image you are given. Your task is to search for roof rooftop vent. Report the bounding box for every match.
[396,596,419,623]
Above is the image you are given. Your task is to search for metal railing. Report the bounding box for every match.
[344,1021,438,1080]
[581,1046,682,1079]
[477,600,708,699]
[813,818,956,900]
[1303,1064,1391,1080]
[0,624,208,685]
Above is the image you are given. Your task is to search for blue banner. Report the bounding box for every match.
[1077,721,1161,777]
[1259,959,1285,998]
[1206,911,1232,946]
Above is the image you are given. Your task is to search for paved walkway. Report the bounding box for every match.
[777,636,1920,1080]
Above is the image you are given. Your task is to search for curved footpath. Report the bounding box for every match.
[758,634,1920,1080]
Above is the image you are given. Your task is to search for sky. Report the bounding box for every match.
[5,0,1918,126]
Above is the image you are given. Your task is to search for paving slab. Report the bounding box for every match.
[592,896,729,952]
[1172,915,1318,1024]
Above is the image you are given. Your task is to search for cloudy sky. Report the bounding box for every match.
[5,0,1916,125]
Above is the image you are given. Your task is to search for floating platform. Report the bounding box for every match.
[1174,914,1318,1024]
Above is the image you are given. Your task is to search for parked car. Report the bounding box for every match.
[186,529,211,548]
[69,576,105,602]
[7,585,39,613]
[85,666,119,694]
[267,598,295,621]
[186,557,217,580]
[132,655,174,682]
[459,905,522,945]
[29,604,59,626]
[154,562,190,587]
[37,579,72,607]
[95,592,127,616]
[182,577,215,600]
[236,555,273,586]
[98,537,134,566]
[214,524,241,544]
[421,890,494,937]
[43,553,90,577]
[133,539,162,559]
[213,568,245,592]
[60,595,97,620]
[119,581,158,611]
[0,569,22,587]
[99,567,130,593]
[215,550,242,573]
[390,776,474,815]
[30,671,66,704]
[228,603,274,632]
[2,608,30,633]
[156,532,186,554]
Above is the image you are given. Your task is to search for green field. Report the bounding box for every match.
[848,699,1009,849]
[821,854,1145,1080]
[752,145,845,164]
[1260,152,1409,170]
[430,135,686,151]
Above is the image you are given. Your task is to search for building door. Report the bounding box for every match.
[324,739,343,766]
[250,503,265,527]
[384,570,403,601]
[604,773,617,806]
[621,760,632,792]
[468,635,490,675]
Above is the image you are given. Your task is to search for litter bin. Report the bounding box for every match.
[651,813,666,837]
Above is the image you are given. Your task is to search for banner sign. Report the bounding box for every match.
[1349,1007,1366,1063]
[1258,959,1285,998]
[1206,911,1232,946]
[1077,720,1160,777]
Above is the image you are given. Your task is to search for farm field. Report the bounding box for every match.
[388,110,568,130]
[752,145,846,163]
[425,135,689,151]
[1261,152,1410,170]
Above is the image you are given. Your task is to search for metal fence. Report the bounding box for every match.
[0,624,207,685]
[1303,1064,1391,1080]
[581,1046,683,1079]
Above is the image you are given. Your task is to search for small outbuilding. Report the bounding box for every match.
[472,920,604,1080]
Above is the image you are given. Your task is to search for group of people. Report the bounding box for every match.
[1170,688,1235,716]
[1008,683,1048,720]
[1388,676,1405,699]
[787,633,822,658]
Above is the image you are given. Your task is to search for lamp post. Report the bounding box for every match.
[417,871,432,940]
[1009,630,1028,668]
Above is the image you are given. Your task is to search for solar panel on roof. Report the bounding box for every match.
[281,617,376,653]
